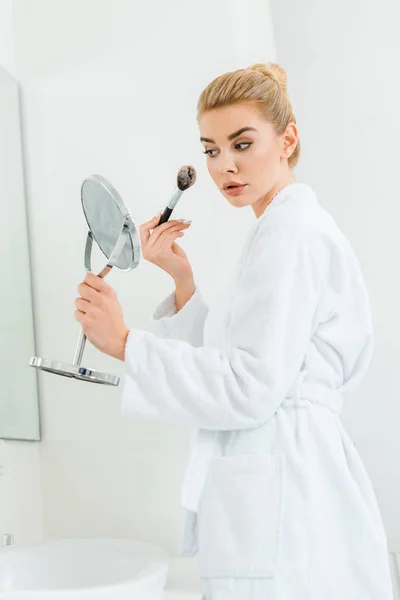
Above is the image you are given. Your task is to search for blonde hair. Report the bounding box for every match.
[197,62,300,169]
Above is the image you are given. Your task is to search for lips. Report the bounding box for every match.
[224,184,247,196]
[223,182,245,189]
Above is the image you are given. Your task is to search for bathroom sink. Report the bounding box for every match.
[0,538,169,599]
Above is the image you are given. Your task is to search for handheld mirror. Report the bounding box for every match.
[29,174,141,386]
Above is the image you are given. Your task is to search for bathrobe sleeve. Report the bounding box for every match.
[151,284,209,347]
[121,219,324,430]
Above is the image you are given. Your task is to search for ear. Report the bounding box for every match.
[282,122,298,160]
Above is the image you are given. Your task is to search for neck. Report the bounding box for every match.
[253,170,296,219]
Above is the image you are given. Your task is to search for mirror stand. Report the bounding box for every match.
[29,219,132,386]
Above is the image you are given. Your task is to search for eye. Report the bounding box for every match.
[236,142,252,151]
[202,142,252,157]
[202,148,217,157]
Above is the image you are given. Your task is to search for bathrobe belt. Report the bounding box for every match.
[284,369,344,415]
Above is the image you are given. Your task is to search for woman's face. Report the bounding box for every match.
[199,101,297,216]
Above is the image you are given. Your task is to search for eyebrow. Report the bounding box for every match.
[200,126,257,144]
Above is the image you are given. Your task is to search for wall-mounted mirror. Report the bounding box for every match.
[0,66,40,440]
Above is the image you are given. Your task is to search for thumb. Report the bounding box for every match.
[140,210,162,243]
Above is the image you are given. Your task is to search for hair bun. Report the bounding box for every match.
[248,62,288,92]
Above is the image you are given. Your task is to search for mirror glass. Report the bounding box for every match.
[81,175,140,271]
[0,66,40,440]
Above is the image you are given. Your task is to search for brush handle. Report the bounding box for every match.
[157,187,184,225]
[158,206,173,225]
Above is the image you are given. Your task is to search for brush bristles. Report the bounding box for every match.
[177,165,197,191]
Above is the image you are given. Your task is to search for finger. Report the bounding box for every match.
[140,210,162,232]
[77,275,108,303]
[74,309,85,324]
[167,230,185,240]
[142,216,186,235]
[144,229,185,260]
[139,212,163,245]
[147,221,191,249]
[141,212,163,229]
[75,297,90,314]
[83,271,109,293]
[77,282,98,302]
[152,229,185,253]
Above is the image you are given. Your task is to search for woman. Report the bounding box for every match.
[75,63,393,599]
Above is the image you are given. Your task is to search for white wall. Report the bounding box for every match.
[8,0,274,553]
[0,0,14,74]
[270,0,400,547]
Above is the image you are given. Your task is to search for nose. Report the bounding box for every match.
[217,159,238,175]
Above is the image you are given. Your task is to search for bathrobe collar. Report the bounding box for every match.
[256,182,319,223]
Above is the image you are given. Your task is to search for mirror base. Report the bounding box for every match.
[29,357,120,386]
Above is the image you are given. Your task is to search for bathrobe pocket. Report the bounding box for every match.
[197,453,285,578]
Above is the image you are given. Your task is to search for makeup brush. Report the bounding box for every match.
[157,165,197,226]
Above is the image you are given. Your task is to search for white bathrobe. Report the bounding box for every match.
[121,182,393,599]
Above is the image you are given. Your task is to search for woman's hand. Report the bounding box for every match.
[74,272,129,361]
[139,214,193,282]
